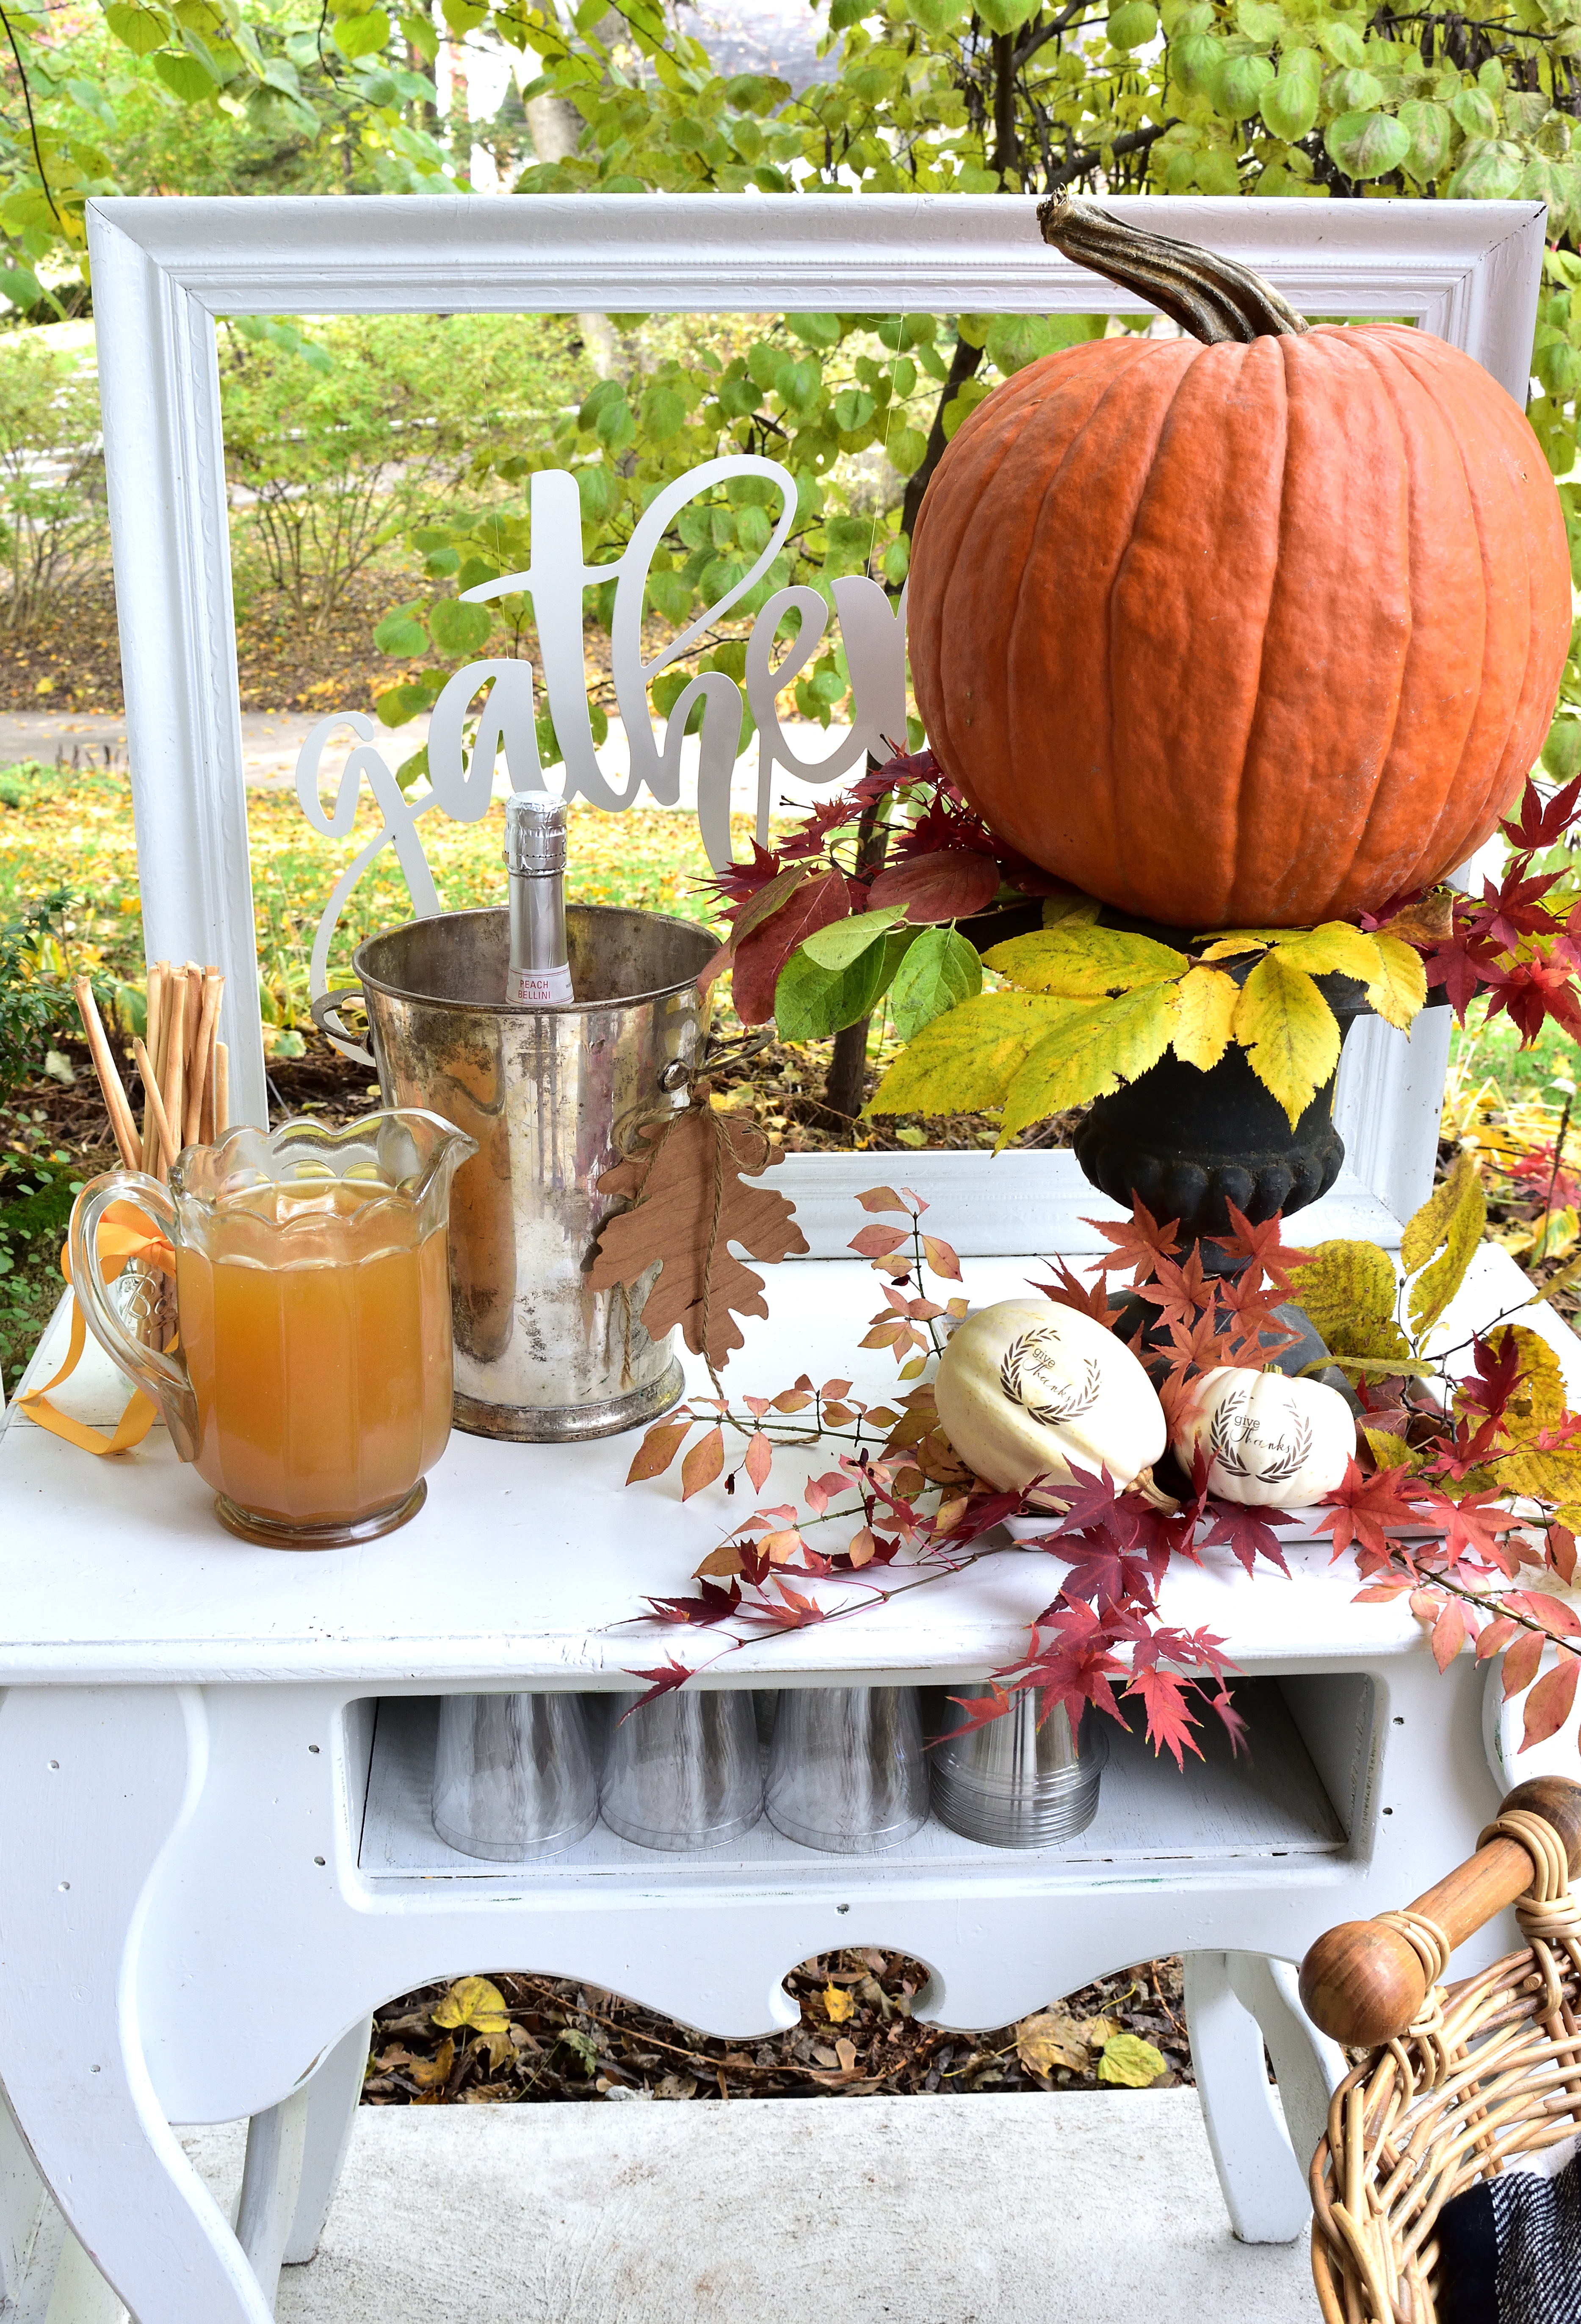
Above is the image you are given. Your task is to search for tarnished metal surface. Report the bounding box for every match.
[352,905,714,1441]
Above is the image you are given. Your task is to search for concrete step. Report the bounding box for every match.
[176,2091,1317,2324]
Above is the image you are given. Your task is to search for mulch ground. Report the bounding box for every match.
[363,1954,1194,2108]
[0,575,414,717]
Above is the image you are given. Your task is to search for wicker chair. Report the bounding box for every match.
[1300,1776,1581,2324]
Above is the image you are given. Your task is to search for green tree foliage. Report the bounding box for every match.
[0,332,104,631]
[218,310,588,626]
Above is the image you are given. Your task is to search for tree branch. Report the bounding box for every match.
[1014,2,1102,71]
[0,4,59,225]
[1041,116,1177,195]
[899,329,987,545]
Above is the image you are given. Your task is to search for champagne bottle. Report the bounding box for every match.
[504,793,575,1006]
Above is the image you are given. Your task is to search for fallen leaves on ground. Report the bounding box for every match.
[360,1955,1193,2107]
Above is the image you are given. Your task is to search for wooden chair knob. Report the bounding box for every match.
[1299,1777,1581,2048]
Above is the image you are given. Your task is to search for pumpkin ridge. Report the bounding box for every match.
[1218,337,1293,923]
[1099,340,1209,912]
[1312,331,1418,917]
[919,362,1079,783]
[1371,331,1536,893]
[932,340,1159,861]
[1352,331,1496,905]
[1109,335,1287,923]
[1001,337,1189,890]
[932,359,1120,792]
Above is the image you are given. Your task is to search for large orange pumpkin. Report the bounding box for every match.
[907,199,1573,932]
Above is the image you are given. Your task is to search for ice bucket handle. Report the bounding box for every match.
[311,985,376,1070]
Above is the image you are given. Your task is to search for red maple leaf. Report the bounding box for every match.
[1123,1664,1202,1769]
[1086,1196,1181,1285]
[643,1580,743,1626]
[697,839,784,912]
[1030,1259,1128,1331]
[1459,1328,1526,1426]
[1200,1495,1294,1578]
[1139,1244,1215,1332]
[1484,954,1581,1047]
[1028,1460,1133,1542]
[1423,932,1493,1023]
[1415,1486,1525,1577]
[1318,1460,1424,1560]
[1501,772,1581,855]
[1475,865,1563,953]
[621,1658,697,1711]
[1208,1202,1312,1294]
[1057,1534,1166,1616]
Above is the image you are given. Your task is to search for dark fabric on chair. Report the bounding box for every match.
[1436,2157,1581,2324]
[1437,2180,1499,2324]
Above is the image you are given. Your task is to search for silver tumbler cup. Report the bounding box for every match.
[766,1686,928,1854]
[432,1691,599,1861]
[930,1684,1107,1848]
[600,1688,764,1851]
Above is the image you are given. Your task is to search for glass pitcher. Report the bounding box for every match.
[70,1111,476,1549]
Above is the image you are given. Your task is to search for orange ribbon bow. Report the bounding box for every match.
[14,1200,173,1457]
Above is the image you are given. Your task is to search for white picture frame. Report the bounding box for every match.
[85,191,1549,1241]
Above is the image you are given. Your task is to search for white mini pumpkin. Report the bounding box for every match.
[1172,1367,1356,1506]
[933,1299,1166,1505]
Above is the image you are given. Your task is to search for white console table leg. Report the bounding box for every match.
[235,2089,307,2312]
[0,1687,275,2324]
[1183,1948,1340,2245]
[1226,1950,1346,2186]
[285,2015,371,2267]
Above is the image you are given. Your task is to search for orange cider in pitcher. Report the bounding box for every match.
[175,1177,453,1529]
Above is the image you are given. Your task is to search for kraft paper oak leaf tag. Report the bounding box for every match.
[588,1103,809,1372]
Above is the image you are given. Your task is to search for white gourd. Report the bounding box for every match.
[933,1299,1166,1505]
[1172,1367,1356,1506]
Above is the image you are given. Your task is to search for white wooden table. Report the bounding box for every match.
[0,1155,1568,2323]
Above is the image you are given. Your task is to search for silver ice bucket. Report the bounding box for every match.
[317,904,714,1441]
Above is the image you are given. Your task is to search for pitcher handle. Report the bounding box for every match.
[311,985,376,1070]
[69,1173,199,1461]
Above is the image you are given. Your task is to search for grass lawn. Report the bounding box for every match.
[0,758,732,1042]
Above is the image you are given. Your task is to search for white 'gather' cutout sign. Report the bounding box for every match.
[295,451,911,1021]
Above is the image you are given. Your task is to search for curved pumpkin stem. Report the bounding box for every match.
[1037,196,1310,346]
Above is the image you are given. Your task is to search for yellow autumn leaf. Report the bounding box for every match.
[1365,934,1428,1032]
[1538,1245,1581,1304]
[822,1982,856,2024]
[1403,1150,1486,1337]
[1171,964,1240,1072]
[1014,2009,1116,2075]
[1232,950,1341,1129]
[406,2035,456,2089]
[1267,922,1385,982]
[1363,1428,1418,1472]
[865,991,1096,1117]
[1499,1445,1581,1506]
[1096,2033,1167,2087]
[998,983,1177,1146]
[1040,895,1103,929]
[431,1977,511,2037]
[1285,1239,1411,1365]
[984,924,1188,997]
[1481,1324,1567,1443]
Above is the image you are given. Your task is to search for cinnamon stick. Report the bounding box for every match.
[160,972,188,1167]
[213,1041,229,1137]
[141,960,169,1173]
[73,979,141,1172]
[134,1039,178,1175]
[186,969,222,1147]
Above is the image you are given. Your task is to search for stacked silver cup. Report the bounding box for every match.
[431,1680,1105,1860]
